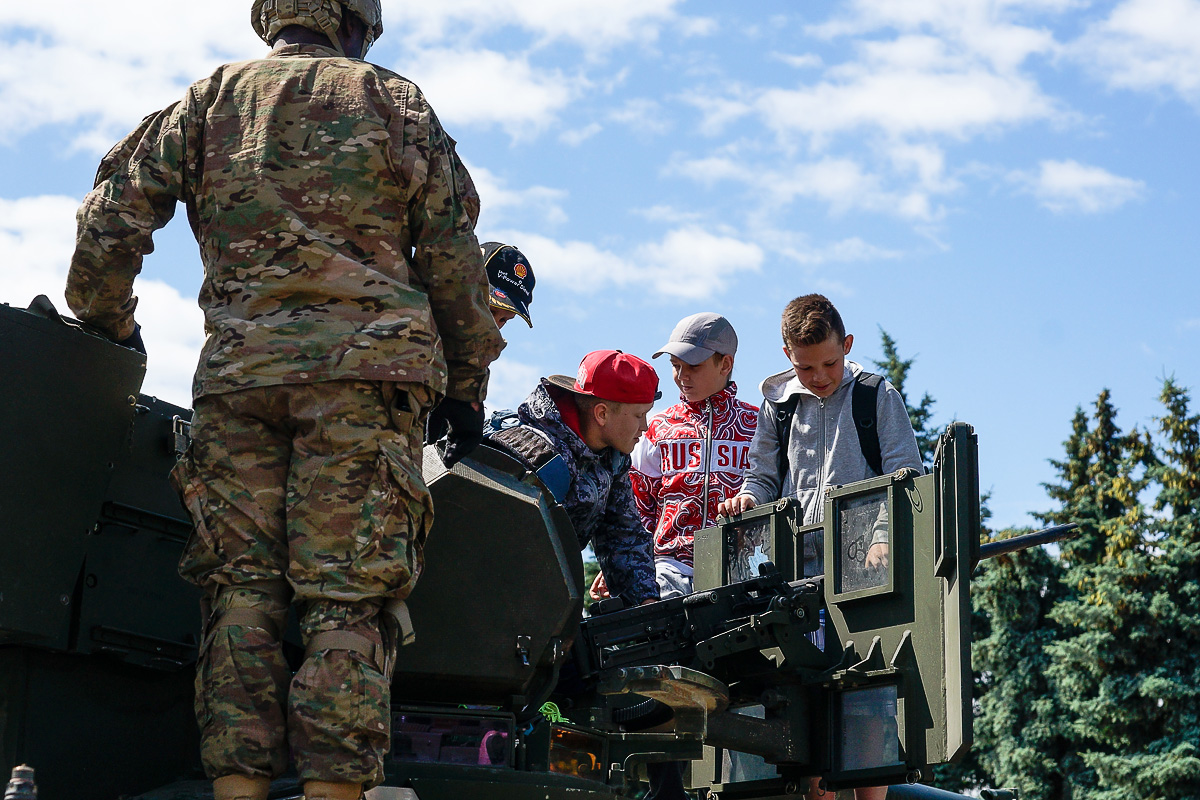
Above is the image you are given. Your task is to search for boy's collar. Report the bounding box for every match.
[681,381,738,409]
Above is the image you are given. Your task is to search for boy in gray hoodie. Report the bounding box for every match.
[717,294,921,800]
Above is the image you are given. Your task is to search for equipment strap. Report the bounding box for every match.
[382,598,416,647]
[305,630,378,662]
[211,607,281,638]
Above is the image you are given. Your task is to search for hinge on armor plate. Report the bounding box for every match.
[172,416,192,458]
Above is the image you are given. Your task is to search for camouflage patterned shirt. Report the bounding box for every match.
[67,43,503,402]
[510,381,658,606]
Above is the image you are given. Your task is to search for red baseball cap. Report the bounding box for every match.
[546,350,661,404]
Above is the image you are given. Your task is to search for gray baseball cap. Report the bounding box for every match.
[653,312,738,365]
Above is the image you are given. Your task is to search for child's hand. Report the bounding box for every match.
[718,494,757,518]
[865,542,889,570]
[589,571,610,600]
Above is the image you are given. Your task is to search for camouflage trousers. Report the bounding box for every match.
[172,380,434,787]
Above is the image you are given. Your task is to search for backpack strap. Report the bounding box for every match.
[852,371,884,476]
[773,394,801,482]
[487,425,571,503]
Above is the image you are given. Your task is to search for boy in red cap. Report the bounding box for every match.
[489,350,661,606]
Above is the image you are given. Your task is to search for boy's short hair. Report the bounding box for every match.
[781,294,846,348]
[575,393,624,424]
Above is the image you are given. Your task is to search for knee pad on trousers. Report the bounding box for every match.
[204,580,290,651]
[303,599,413,682]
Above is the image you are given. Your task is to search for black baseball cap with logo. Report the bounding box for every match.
[482,242,535,327]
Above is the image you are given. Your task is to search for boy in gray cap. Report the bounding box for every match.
[597,312,759,800]
[591,312,758,603]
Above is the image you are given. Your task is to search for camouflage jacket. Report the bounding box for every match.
[67,43,503,402]
[510,382,657,605]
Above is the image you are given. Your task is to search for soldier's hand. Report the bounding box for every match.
[426,398,485,467]
[116,323,146,355]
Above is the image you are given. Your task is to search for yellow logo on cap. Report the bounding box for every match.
[514,262,528,280]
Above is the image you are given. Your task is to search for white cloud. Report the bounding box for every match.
[0,194,202,406]
[0,0,683,151]
[382,0,686,52]
[126,281,205,407]
[633,227,764,299]
[609,98,673,135]
[0,3,260,149]
[764,232,905,266]
[672,3,1074,226]
[1071,0,1200,104]
[806,0,1068,72]
[756,42,1058,142]
[492,226,763,300]
[1011,159,1146,213]
[395,47,582,139]
[677,17,719,38]
[666,153,755,187]
[0,195,78,308]
[560,123,603,146]
[485,358,543,412]
[772,53,824,69]
[632,205,707,224]
[467,164,569,231]
[669,153,949,222]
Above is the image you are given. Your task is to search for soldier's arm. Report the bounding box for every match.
[66,100,190,341]
[593,464,658,605]
[404,96,503,404]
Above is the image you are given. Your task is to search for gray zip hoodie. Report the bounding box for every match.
[738,360,923,574]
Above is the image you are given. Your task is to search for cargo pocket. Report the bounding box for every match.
[350,437,434,596]
[172,454,227,586]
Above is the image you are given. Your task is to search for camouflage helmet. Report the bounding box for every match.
[251,0,383,56]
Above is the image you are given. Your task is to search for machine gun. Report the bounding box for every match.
[0,298,1070,800]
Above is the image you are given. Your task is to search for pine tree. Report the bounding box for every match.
[1084,379,1200,799]
[873,328,939,467]
[1042,390,1159,800]
[967,531,1073,800]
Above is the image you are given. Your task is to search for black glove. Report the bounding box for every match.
[116,323,147,355]
[424,398,485,467]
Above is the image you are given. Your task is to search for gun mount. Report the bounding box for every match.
[0,298,1067,800]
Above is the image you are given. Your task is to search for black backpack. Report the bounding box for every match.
[774,371,884,478]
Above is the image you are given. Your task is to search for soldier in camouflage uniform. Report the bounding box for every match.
[64,2,504,799]
[490,351,661,606]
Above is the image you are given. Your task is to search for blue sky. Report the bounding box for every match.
[1,0,1197,530]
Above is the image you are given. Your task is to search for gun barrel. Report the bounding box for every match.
[978,523,1079,561]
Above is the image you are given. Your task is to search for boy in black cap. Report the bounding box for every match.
[482,242,535,330]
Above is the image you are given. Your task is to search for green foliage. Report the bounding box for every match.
[1037,390,1157,567]
[873,328,940,467]
[966,531,1077,800]
[1029,383,1200,800]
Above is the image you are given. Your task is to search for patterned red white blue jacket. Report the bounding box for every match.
[630,382,758,567]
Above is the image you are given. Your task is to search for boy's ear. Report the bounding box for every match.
[843,333,854,355]
[592,401,610,427]
[720,354,734,376]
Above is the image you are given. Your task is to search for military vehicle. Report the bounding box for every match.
[1,297,1066,800]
